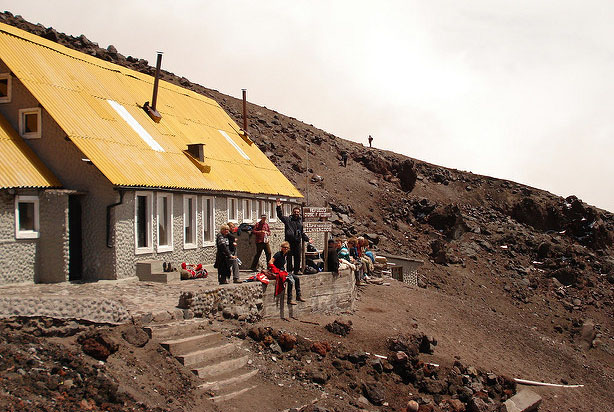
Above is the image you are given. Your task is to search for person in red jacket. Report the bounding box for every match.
[250,214,272,271]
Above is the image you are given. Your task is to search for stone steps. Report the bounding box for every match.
[176,342,236,367]
[136,260,180,283]
[144,318,210,339]
[198,368,258,392]
[151,320,258,403]
[192,354,249,379]
[160,332,221,355]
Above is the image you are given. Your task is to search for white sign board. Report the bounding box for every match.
[304,221,332,233]
[303,207,332,219]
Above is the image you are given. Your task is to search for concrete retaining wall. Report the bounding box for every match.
[178,268,356,319]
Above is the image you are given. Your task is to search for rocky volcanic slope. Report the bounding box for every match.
[2,11,614,411]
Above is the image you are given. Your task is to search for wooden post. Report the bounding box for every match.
[301,202,306,274]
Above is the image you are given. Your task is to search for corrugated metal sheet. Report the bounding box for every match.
[0,112,61,189]
[0,23,302,198]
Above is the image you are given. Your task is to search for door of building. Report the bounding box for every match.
[68,195,83,281]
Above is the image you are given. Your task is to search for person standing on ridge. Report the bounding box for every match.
[368,135,373,148]
[276,199,310,302]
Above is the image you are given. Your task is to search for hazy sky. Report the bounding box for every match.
[4,1,614,212]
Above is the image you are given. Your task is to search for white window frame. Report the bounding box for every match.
[183,194,197,249]
[0,73,12,103]
[156,193,173,253]
[283,203,292,217]
[19,108,42,139]
[202,195,215,246]
[15,195,39,239]
[134,191,153,254]
[268,200,277,222]
[242,198,252,223]
[227,197,238,223]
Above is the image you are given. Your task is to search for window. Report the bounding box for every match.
[202,196,215,245]
[283,203,292,216]
[183,195,197,249]
[256,199,265,218]
[19,108,42,139]
[268,200,277,222]
[157,193,173,253]
[135,191,153,254]
[242,199,252,223]
[0,73,11,103]
[227,197,238,222]
[15,195,39,239]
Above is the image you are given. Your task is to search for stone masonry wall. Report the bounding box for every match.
[0,190,69,284]
[0,191,36,284]
[36,190,69,283]
[178,269,355,320]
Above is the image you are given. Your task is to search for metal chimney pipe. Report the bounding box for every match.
[242,89,248,135]
[152,52,163,112]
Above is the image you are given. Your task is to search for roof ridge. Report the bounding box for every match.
[0,22,214,105]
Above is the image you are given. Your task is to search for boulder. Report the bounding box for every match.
[325,319,352,336]
[426,204,468,240]
[501,389,542,412]
[362,381,385,405]
[398,159,417,192]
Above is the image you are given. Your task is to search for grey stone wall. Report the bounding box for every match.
[178,269,355,320]
[0,190,69,284]
[114,193,297,278]
[0,192,36,284]
[36,190,69,283]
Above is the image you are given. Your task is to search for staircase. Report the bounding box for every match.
[145,320,258,402]
[136,260,180,283]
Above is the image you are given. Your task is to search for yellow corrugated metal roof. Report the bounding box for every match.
[0,22,302,198]
[0,111,61,189]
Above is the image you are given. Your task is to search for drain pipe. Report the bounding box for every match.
[106,190,125,248]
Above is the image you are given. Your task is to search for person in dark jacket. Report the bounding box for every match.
[226,222,241,283]
[214,224,235,284]
[276,199,310,302]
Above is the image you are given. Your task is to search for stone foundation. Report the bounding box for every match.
[178,269,356,320]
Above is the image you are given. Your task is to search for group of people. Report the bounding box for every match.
[214,222,242,284]
[326,236,375,285]
[215,199,375,301]
[215,199,312,305]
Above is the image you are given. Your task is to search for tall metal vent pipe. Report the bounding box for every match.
[143,52,163,123]
[151,52,163,112]
[242,89,248,135]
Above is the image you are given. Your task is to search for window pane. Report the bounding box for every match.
[0,79,7,98]
[185,198,194,243]
[229,198,236,220]
[25,113,38,133]
[269,201,275,219]
[137,196,148,248]
[204,198,212,242]
[159,197,168,246]
[18,202,34,231]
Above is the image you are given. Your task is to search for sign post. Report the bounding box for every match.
[303,207,333,271]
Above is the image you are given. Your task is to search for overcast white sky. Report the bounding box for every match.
[4,1,614,212]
